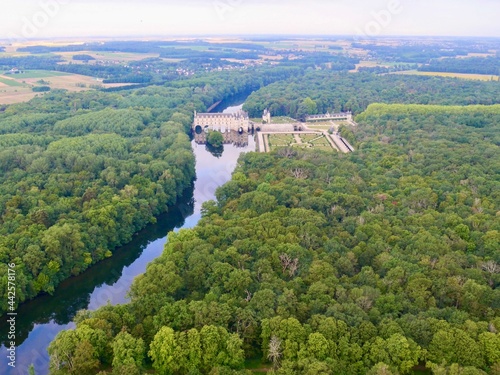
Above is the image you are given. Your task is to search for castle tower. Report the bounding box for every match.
[262,109,271,124]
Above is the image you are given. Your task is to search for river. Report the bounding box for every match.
[1,102,255,375]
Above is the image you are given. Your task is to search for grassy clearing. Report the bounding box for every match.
[0,71,135,105]
[0,77,25,87]
[306,124,332,131]
[305,121,333,130]
[245,357,271,374]
[91,51,160,61]
[393,70,499,81]
[56,51,162,64]
[0,89,39,104]
[269,116,297,124]
[5,70,69,79]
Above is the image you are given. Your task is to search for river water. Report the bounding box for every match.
[1,102,254,375]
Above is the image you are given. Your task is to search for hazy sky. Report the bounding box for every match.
[1,0,499,41]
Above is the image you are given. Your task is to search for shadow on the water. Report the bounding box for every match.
[210,90,253,113]
[0,185,194,347]
[206,143,224,158]
[0,98,253,375]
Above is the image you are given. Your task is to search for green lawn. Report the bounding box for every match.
[299,134,324,143]
[0,77,25,87]
[306,124,333,131]
[7,70,69,79]
[251,118,264,123]
[270,116,297,124]
[310,136,332,145]
[302,134,336,151]
[252,117,297,125]
[268,134,295,146]
[267,132,336,152]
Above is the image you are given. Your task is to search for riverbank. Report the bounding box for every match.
[0,103,255,375]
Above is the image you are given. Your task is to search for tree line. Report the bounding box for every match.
[243,71,500,117]
[418,56,500,76]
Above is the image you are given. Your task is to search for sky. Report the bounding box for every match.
[1,0,499,41]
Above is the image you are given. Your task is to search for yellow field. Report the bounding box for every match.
[0,82,41,104]
[56,51,162,64]
[394,70,499,81]
[0,71,135,105]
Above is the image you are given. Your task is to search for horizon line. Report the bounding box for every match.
[2,34,500,44]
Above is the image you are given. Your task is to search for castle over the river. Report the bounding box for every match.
[192,110,252,146]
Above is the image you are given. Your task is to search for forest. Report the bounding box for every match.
[0,66,299,314]
[351,39,500,63]
[0,44,357,86]
[243,72,500,118]
[16,41,268,55]
[0,55,164,83]
[47,102,500,374]
[418,57,500,76]
[1,37,499,374]
[351,43,469,63]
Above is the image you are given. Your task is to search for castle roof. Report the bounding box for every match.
[195,110,248,119]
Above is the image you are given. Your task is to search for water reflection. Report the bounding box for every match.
[194,129,250,147]
[206,143,224,158]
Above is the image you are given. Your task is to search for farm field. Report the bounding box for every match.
[57,51,162,64]
[4,70,69,79]
[0,76,25,86]
[393,70,499,81]
[254,39,346,52]
[0,70,135,105]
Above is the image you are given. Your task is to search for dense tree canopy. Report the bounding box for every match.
[49,103,500,374]
[2,42,499,373]
[419,57,500,76]
[243,72,500,117]
[0,66,299,313]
